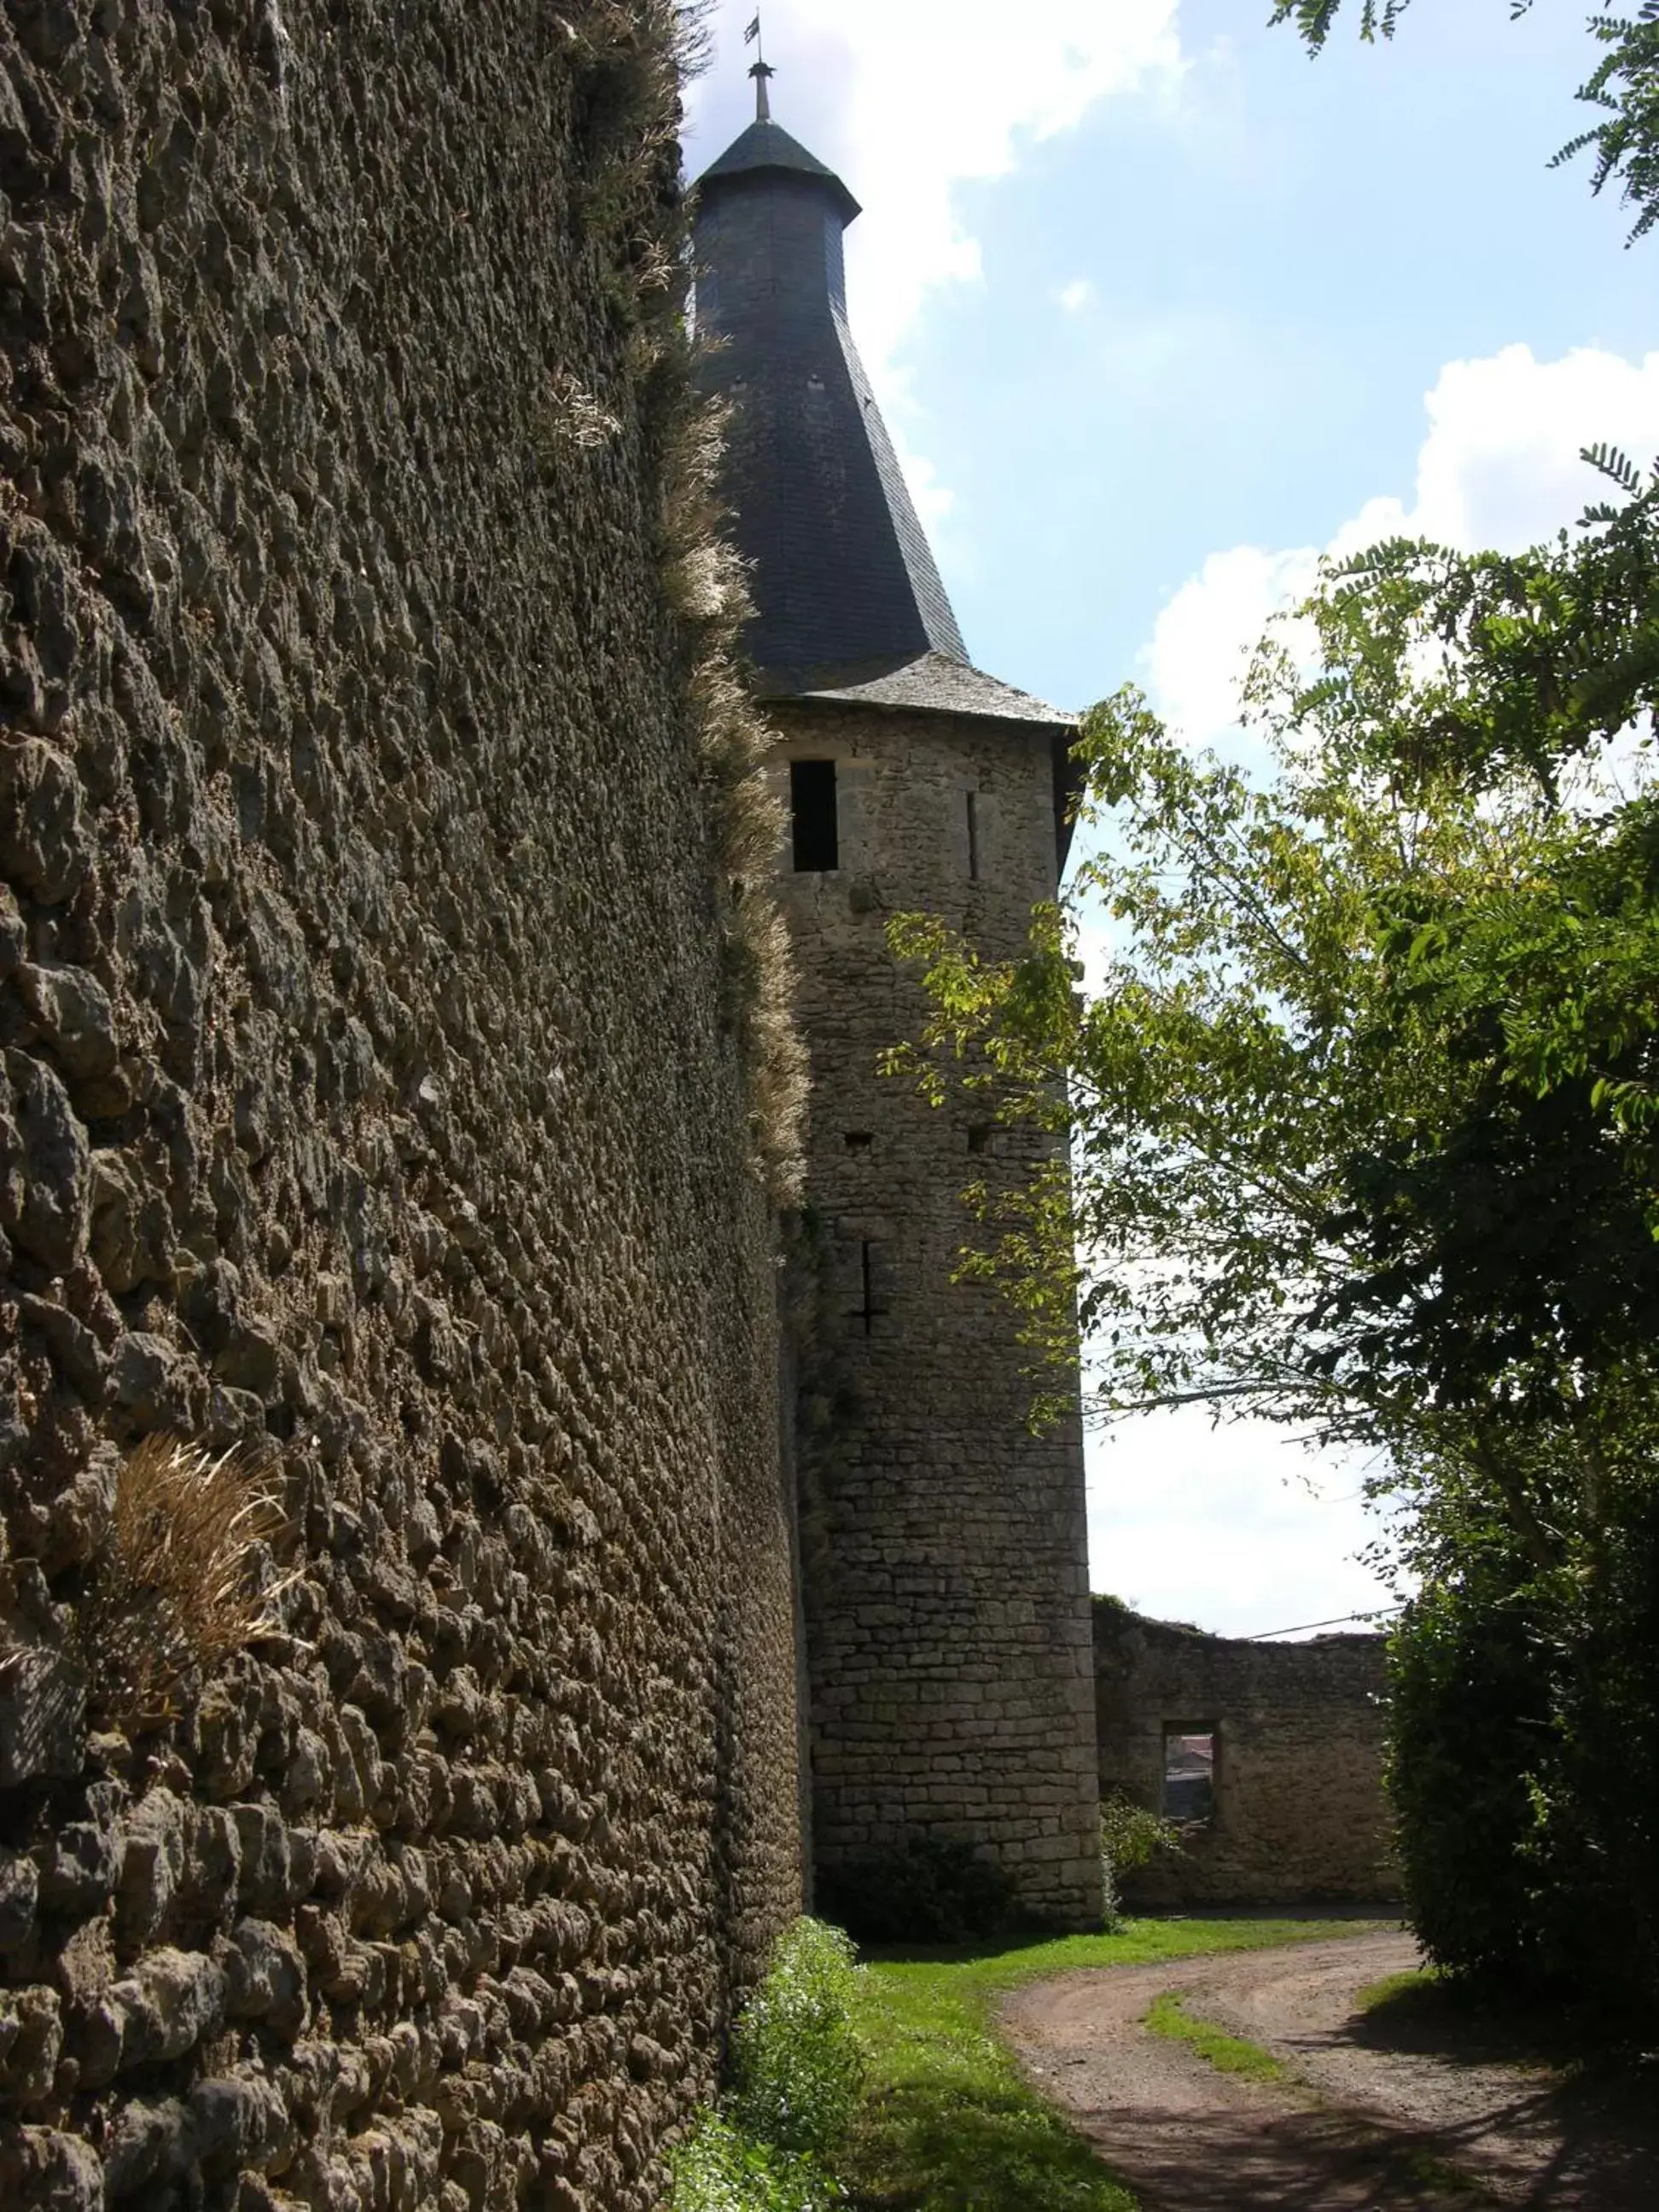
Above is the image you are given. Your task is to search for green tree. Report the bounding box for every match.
[888,462,1659,2008]
[1384,1404,1659,2010]
[1270,1,1659,242]
[889,502,1659,1438]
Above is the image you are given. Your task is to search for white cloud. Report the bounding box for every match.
[1087,1407,1400,1639]
[1142,344,1659,748]
[684,3,1182,546]
[1057,276,1095,313]
[689,2,1179,377]
[1142,543,1318,756]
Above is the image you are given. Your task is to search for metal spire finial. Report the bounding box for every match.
[743,11,773,120]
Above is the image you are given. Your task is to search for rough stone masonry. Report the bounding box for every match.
[693,102,1103,1928]
[1095,1602,1400,1908]
[0,6,803,2208]
[767,696,1103,1925]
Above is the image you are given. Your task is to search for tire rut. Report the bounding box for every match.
[999,1930,1658,2210]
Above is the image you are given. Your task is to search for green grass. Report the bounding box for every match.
[1396,2146,1485,2197]
[845,1916,1375,2210]
[1356,1965,1441,2013]
[1143,1989,1287,2081]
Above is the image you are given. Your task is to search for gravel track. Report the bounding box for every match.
[999,1929,1658,2210]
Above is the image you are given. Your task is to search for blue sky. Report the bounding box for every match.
[683,3,1659,1636]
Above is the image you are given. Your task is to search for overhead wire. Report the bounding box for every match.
[1243,1602,1406,1640]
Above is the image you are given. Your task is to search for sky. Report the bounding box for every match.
[682,2,1659,1638]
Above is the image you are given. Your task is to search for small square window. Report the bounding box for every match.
[1162,1726,1216,1823]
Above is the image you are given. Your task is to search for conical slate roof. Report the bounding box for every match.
[694,114,969,682]
[698,116,862,225]
[693,99,1080,842]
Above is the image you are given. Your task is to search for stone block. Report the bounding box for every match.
[0,9,804,2194]
[0,2125,103,2212]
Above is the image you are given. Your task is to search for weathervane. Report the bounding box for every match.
[744,10,774,121]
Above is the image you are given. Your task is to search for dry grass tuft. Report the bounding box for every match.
[661,378,808,1203]
[562,1,711,322]
[544,370,624,455]
[74,1435,294,1733]
[558,0,807,1201]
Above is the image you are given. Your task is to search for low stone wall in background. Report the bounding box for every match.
[1093,1601,1400,1908]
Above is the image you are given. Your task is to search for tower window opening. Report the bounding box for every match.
[847,1238,887,1337]
[844,1131,874,1153]
[966,1124,992,1155]
[1162,1726,1217,1824]
[791,759,839,872]
[966,790,981,881]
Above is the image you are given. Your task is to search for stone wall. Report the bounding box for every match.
[1094,1603,1400,1907]
[0,7,802,2208]
[776,701,1103,1930]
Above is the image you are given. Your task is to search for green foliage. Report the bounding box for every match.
[667,2116,835,2212]
[667,1919,864,2212]
[730,1919,865,2168]
[891,725,1656,1444]
[1387,1545,1569,1988]
[818,1835,1020,1947]
[1271,0,1659,246]
[1292,446,1659,795]
[1099,1796,1181,1875]
[1553,8,1659,241]
[1268,0,1417,48]
[1388,1430,1659,2012]
[888,454,1659,2015]
[1098,1796,1182,1931]
[1143,1991,1288,2081]
[889,459,1659,1447]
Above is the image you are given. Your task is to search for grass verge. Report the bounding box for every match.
[845,1916,1374,2210]
[1144,1989,1286,2081]
[1356,1965,1440,2013]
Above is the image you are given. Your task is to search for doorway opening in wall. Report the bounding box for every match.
[791,759,838,871]
[1162,1726,1216,1823]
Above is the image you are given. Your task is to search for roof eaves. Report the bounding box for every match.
[754,655,1077,731]
[696,120,862,225]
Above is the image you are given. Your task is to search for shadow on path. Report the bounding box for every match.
[1002,1930,1659,2210]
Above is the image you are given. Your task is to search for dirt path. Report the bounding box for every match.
[999,1929,1659,2210]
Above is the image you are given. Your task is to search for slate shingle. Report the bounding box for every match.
[692,109,1080,858]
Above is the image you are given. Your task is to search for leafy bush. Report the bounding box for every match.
[730,1918,864,2164]
[1388,1452,1659,2020]
[667,1918,864,2211]
[667,2115,831,2212]
[816,1835,1018,1946]
[1098,1794,1181,1930]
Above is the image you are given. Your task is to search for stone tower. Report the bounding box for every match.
[695,89,1103,1929]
